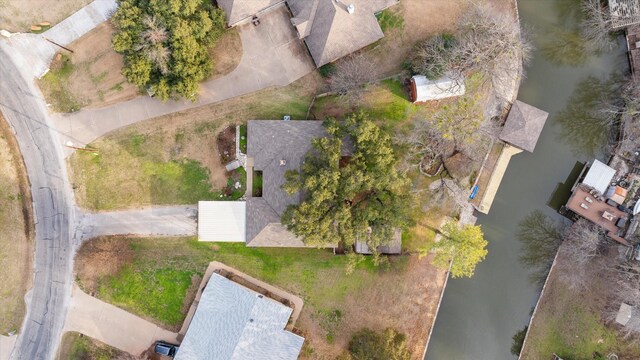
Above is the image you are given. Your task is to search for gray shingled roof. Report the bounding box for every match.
[218,0,283,26]
[246,120,331,246]
[175,273,303,360]
[289,0,398,67]
[499,100,549,153]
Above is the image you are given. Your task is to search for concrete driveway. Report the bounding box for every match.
[77,205,197,241]
[64,285,179,356]
[51,3,315,156]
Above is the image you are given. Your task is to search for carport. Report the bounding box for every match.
[197,201,246,242]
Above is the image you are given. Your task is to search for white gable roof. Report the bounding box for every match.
[198,201,246,242]
[175,273,304,360]
[411,74,465,102]
[583,160,616,195]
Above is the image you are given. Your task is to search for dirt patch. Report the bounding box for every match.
[216,125,236,165]
[75,236,135,293]
[298,255,447,360]
[0,0,92,32]
[66,21,139,109]
[209,28,243,79]
[0,112,34,335]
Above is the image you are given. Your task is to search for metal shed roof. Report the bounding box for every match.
[175,273,304,360]
[198,201,246,242]
[410,74,465,102]
[583,160,616,195]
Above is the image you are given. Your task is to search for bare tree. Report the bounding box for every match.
[453,3,533,100]
[329,53,377,95]
[403,120,453,174]
[409,33,458,80]
[555,219,606,289]
[135,15,171,75]
[580,0,617,52]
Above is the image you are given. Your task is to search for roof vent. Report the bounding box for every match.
[347,4,355,14]
[280,159,287,166]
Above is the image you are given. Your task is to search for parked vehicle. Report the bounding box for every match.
[154,341,179,357]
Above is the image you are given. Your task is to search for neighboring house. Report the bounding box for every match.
[409,74,465,103]
[175,272,304,360]
[564,160,630,245]
[245,120,350,247]
[217,0,399,67]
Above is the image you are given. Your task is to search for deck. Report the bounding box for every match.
[566,187,630,245]
[626,25,640,81]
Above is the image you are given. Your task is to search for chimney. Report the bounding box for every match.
[347,4,355,14]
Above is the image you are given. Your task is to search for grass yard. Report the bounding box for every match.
[520,249,640,360]
[0,113,33,335]
[57,332,129,360]
[75,236,447,359]
[69,125,247,210]
[69,73,321,210]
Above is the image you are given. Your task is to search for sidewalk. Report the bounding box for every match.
[0,335,16,360]
[63,285,179,356]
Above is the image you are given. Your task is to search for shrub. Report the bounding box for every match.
[348,328,410,360]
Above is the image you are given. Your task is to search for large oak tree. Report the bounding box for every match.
[112,0,226,101]
[281,112,411,252]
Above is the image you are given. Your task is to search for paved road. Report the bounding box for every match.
[64,285,179,355]
[78,206,197,240]
[0,44,76,359]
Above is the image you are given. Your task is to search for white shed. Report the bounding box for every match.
[198,201,246,242]
[582,160,616,195]
[410,74,465,102]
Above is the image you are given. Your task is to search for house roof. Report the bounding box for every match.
[246,120,331,246]
[198,201,246,242]
[583,159,616,195]
[609,0,640,29]
[175,273,304,360]
[499,100,549,152]
[410,74,466,102]
[354,229,402,255]
[218,0,284,26]
[288,0,398,66]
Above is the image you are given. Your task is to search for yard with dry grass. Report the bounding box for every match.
[0,0,91,32]
[74,236,447,359]
[0,113,33,335]
[520,247,640,359]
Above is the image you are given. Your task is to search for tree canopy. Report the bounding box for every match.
[112,0,226,101]
[281,112,411,253]
[425,221,488,278]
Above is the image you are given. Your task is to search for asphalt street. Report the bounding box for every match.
[0,44,76,360]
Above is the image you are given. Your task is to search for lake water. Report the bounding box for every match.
[425,0,629,359]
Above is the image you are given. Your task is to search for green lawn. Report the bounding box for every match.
[78,237,396,329]
[70,129,244,210]
[522,270,640,359]
[58,332,124,360]
[239,124,247,153]
[37,54,82,112]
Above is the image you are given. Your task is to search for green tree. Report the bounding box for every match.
[423,221,488,278]
[348,328,410,360]
[112,0,226,101]
[281,112,411,255]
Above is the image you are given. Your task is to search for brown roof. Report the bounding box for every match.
[218,0,284,26]
[500,100,548,152]
[289,0,398,67]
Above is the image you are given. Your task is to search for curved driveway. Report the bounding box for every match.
[0,44,75,360]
